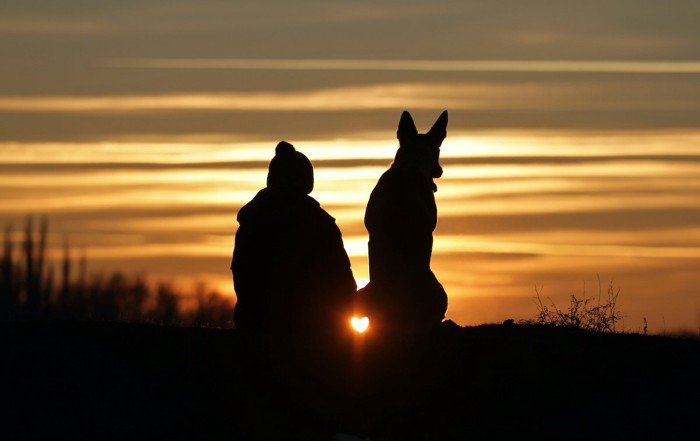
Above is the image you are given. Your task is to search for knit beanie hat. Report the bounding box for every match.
[266,141,314,194]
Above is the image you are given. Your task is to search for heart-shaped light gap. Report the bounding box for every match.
[351,316,369,333]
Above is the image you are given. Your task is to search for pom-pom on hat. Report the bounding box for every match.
[266,141,314,194]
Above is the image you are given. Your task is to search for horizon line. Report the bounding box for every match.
[104,58,700,74]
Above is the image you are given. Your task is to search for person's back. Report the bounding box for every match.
[231,142,356,336]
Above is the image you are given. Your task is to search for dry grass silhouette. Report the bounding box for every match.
[523,277,622,332]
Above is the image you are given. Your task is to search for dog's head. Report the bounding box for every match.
[394,110,448,189]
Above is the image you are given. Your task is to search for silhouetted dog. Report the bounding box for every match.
[358,110,448,334]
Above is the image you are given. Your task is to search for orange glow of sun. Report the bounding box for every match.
[351,316,370,333]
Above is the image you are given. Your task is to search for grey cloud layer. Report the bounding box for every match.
[2,1,700,95]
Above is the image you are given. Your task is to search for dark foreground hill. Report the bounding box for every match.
[2,320,699,440]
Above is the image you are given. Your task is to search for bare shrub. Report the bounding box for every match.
[524,277,623,333]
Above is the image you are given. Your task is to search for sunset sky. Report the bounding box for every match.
[1,1,699,332]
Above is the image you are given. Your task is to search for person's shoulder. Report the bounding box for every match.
[236,188,269,223]
[303,195,337,223]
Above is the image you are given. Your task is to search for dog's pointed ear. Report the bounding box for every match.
[397,110,418,140]
[428,110,448,141]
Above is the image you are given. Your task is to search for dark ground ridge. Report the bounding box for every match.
[2,320,699,440]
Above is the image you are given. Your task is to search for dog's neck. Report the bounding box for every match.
[391,160,439,192]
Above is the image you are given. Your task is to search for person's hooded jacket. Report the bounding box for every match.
[231,142,356,334]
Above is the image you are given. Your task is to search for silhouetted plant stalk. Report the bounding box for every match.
[525,276,623,333]
[1,225,16,314]
[0,216,233,327]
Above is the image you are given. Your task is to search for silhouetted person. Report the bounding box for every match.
[358,111,448,334]
[231,141,357,336]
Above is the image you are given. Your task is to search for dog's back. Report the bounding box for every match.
[360,111,448,333]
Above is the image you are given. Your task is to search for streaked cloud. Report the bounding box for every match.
[3,78,700,117]
[432,236,700,259]
[0,17,105,34]
[106,58,700,74]
[0,83,558,113]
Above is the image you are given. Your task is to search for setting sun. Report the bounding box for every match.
[351,316,370,333]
